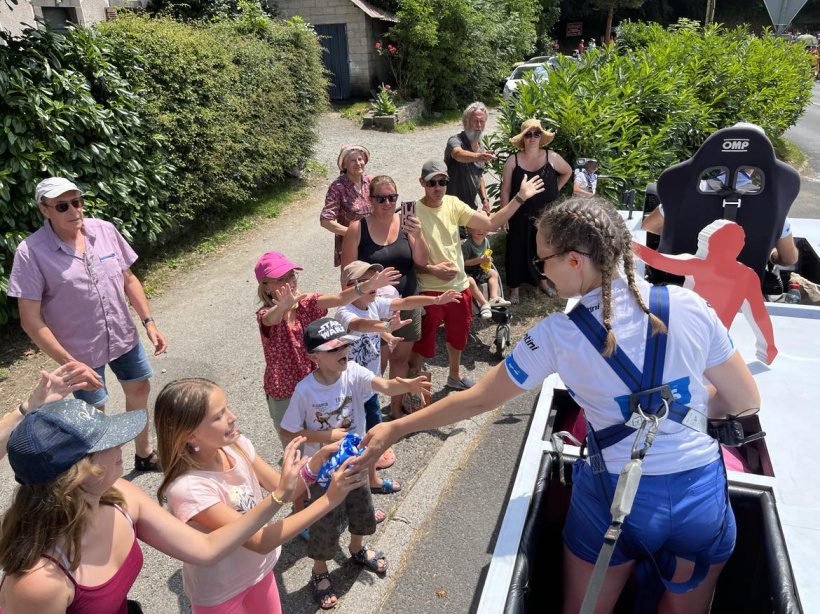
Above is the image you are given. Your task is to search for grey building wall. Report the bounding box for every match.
[2,0,114,36]
[277,0,378,97]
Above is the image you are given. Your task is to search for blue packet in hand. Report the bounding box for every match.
[316,432,364,490]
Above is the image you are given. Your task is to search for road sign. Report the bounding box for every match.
[566,22,582,37]
[764,0,809,34]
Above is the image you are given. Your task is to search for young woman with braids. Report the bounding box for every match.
[356,197,760,612]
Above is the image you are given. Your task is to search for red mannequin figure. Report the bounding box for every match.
[633,219,778,364]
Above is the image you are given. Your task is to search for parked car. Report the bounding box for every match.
[502,63,549,100]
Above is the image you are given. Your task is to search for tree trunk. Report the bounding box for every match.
[605,5,614,43]
[705,0,717,26]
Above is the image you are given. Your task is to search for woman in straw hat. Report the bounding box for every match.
[499,119,572,303]
[320,144,373,267]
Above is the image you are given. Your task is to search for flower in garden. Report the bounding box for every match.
[375,42,381,49]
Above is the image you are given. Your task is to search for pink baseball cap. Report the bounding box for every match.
[254,252,303,282]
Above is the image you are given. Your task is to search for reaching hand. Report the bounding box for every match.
[330,427,351,441]
[274,286,304,311]
[386,311,412,333]
[381,332,404,352]
[26,361,95,411]
[477,151,497,163]
[517,174,546,202]
[435,289,462,306]
[358,422,401,469]
[363,266,401,292]
[326,456,369,505]
[277,436,308,502]
[397,376,432,402]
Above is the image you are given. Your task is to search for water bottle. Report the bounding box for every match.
[785,282,801,304]
[480,248,493,273]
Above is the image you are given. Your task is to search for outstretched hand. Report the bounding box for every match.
[397,376,432,401]
[274,286,305,311]
[363,266,401,292]
[434,289,463,305]
[517,174,546,202]
[386,311,412,333]
[358,422,401,469]
[279,436,308,502]
[326,456,369,505]
[26,361,94,411]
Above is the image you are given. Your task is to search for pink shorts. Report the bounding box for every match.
[413,288,473,357]
[191,571,280,614]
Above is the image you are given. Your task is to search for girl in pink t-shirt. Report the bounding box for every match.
[254,251,399,449]
[155,378,367,613]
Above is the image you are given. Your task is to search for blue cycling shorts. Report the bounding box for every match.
[563,458,736,566]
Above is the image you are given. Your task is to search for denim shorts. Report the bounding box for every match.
[74,342,153,408]
[563,458,736,567]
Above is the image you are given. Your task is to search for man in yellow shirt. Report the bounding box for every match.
[412,159,544,389]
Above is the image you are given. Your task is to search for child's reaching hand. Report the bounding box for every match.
[386,310,412,333]
[381,331,404,352]
[362,266,401,292]
[279,436,308,502]
[331,427,352,441]
[274,285,306,311]
[396,376,433,405]
[434,289,463,306]
[326,456,368,505]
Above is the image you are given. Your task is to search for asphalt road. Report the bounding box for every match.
[786,81,820,218]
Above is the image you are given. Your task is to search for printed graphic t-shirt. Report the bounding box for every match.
[281,361,375,457]
[165,435,281,607]
[335,297,395,377]
[504,278,734,476]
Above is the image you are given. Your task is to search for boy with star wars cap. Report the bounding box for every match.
[280,318,430,609]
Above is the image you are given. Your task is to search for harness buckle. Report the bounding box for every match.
[628,384,675,417]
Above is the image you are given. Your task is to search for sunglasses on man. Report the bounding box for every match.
[371,194,399,203]
[42,197,84,213]
[426,179,449,187]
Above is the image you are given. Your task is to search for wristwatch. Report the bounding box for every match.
[142,316,155,327]
[383,320,390,332]
[353,280,365,296]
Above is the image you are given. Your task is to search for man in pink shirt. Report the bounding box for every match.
[8,177,167,471]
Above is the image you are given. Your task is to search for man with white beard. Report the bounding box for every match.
[444,102,496,222]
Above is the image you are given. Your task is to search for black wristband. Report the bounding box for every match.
[142,316,155,327]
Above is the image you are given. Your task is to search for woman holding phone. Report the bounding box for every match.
[341,175,430,421]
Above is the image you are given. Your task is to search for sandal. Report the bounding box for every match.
[310,570,337,610]
[375,447,396,470]
[370,478,401,494]
[509,293,520,305]
[375,509,386,524]
[350,547,389,577]
[134,450,161,472]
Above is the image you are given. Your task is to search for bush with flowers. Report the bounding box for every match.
[375,40,409,97]
[370,83,398,116]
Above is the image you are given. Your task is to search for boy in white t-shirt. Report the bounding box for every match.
[280,317,431,609]
[335,260,461,493]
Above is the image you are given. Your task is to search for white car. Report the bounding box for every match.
[502,63,549,101]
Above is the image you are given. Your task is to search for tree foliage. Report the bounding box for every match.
[488,22,813,207]
[387,0,540,109]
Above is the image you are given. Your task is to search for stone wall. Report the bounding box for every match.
[1,0,114,36]
[277,0,378,97]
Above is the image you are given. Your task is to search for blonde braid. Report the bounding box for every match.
[622,242,667,335]
[600,259,617,356]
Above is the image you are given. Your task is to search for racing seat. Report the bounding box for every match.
[654,124,800,285]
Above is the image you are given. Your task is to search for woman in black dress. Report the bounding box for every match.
[499,119,573,303]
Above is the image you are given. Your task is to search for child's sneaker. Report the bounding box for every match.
[489,297,511,307]
[479,303,492,319]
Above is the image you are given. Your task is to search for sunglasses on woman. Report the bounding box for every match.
[531,250,591,279]
[43,197,84,213]
[426,179,449,187]
[371,194,399,203]
[524,131,542,139]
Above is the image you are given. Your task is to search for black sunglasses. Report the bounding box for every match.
[372,193,399,203]
[326,345,349,353]
[532,250,591,279]
[524,131,542,139]
[43,197,84,213]
[426,179,449,187]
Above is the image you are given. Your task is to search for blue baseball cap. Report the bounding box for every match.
[8,399,146,486]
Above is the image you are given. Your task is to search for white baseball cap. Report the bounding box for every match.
[35,177,82,204]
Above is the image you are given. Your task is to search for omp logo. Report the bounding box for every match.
[722,139,749,153]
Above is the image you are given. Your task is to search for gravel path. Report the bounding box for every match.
[0,109,558,613]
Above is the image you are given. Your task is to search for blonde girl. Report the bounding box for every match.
[155,378,365,613]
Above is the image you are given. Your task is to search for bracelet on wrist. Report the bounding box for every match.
[353,280,365,296]
[141,316,155,327]
[18,403,28,417]
[513,194,524,205]
[270,490,287,506]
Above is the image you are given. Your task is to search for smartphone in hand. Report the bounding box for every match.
[401,200,416,223]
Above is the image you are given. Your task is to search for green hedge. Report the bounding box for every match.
[0,25,171,325]
[487,22,813,205]
[98,13,328,221]
[0,14,327,326]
